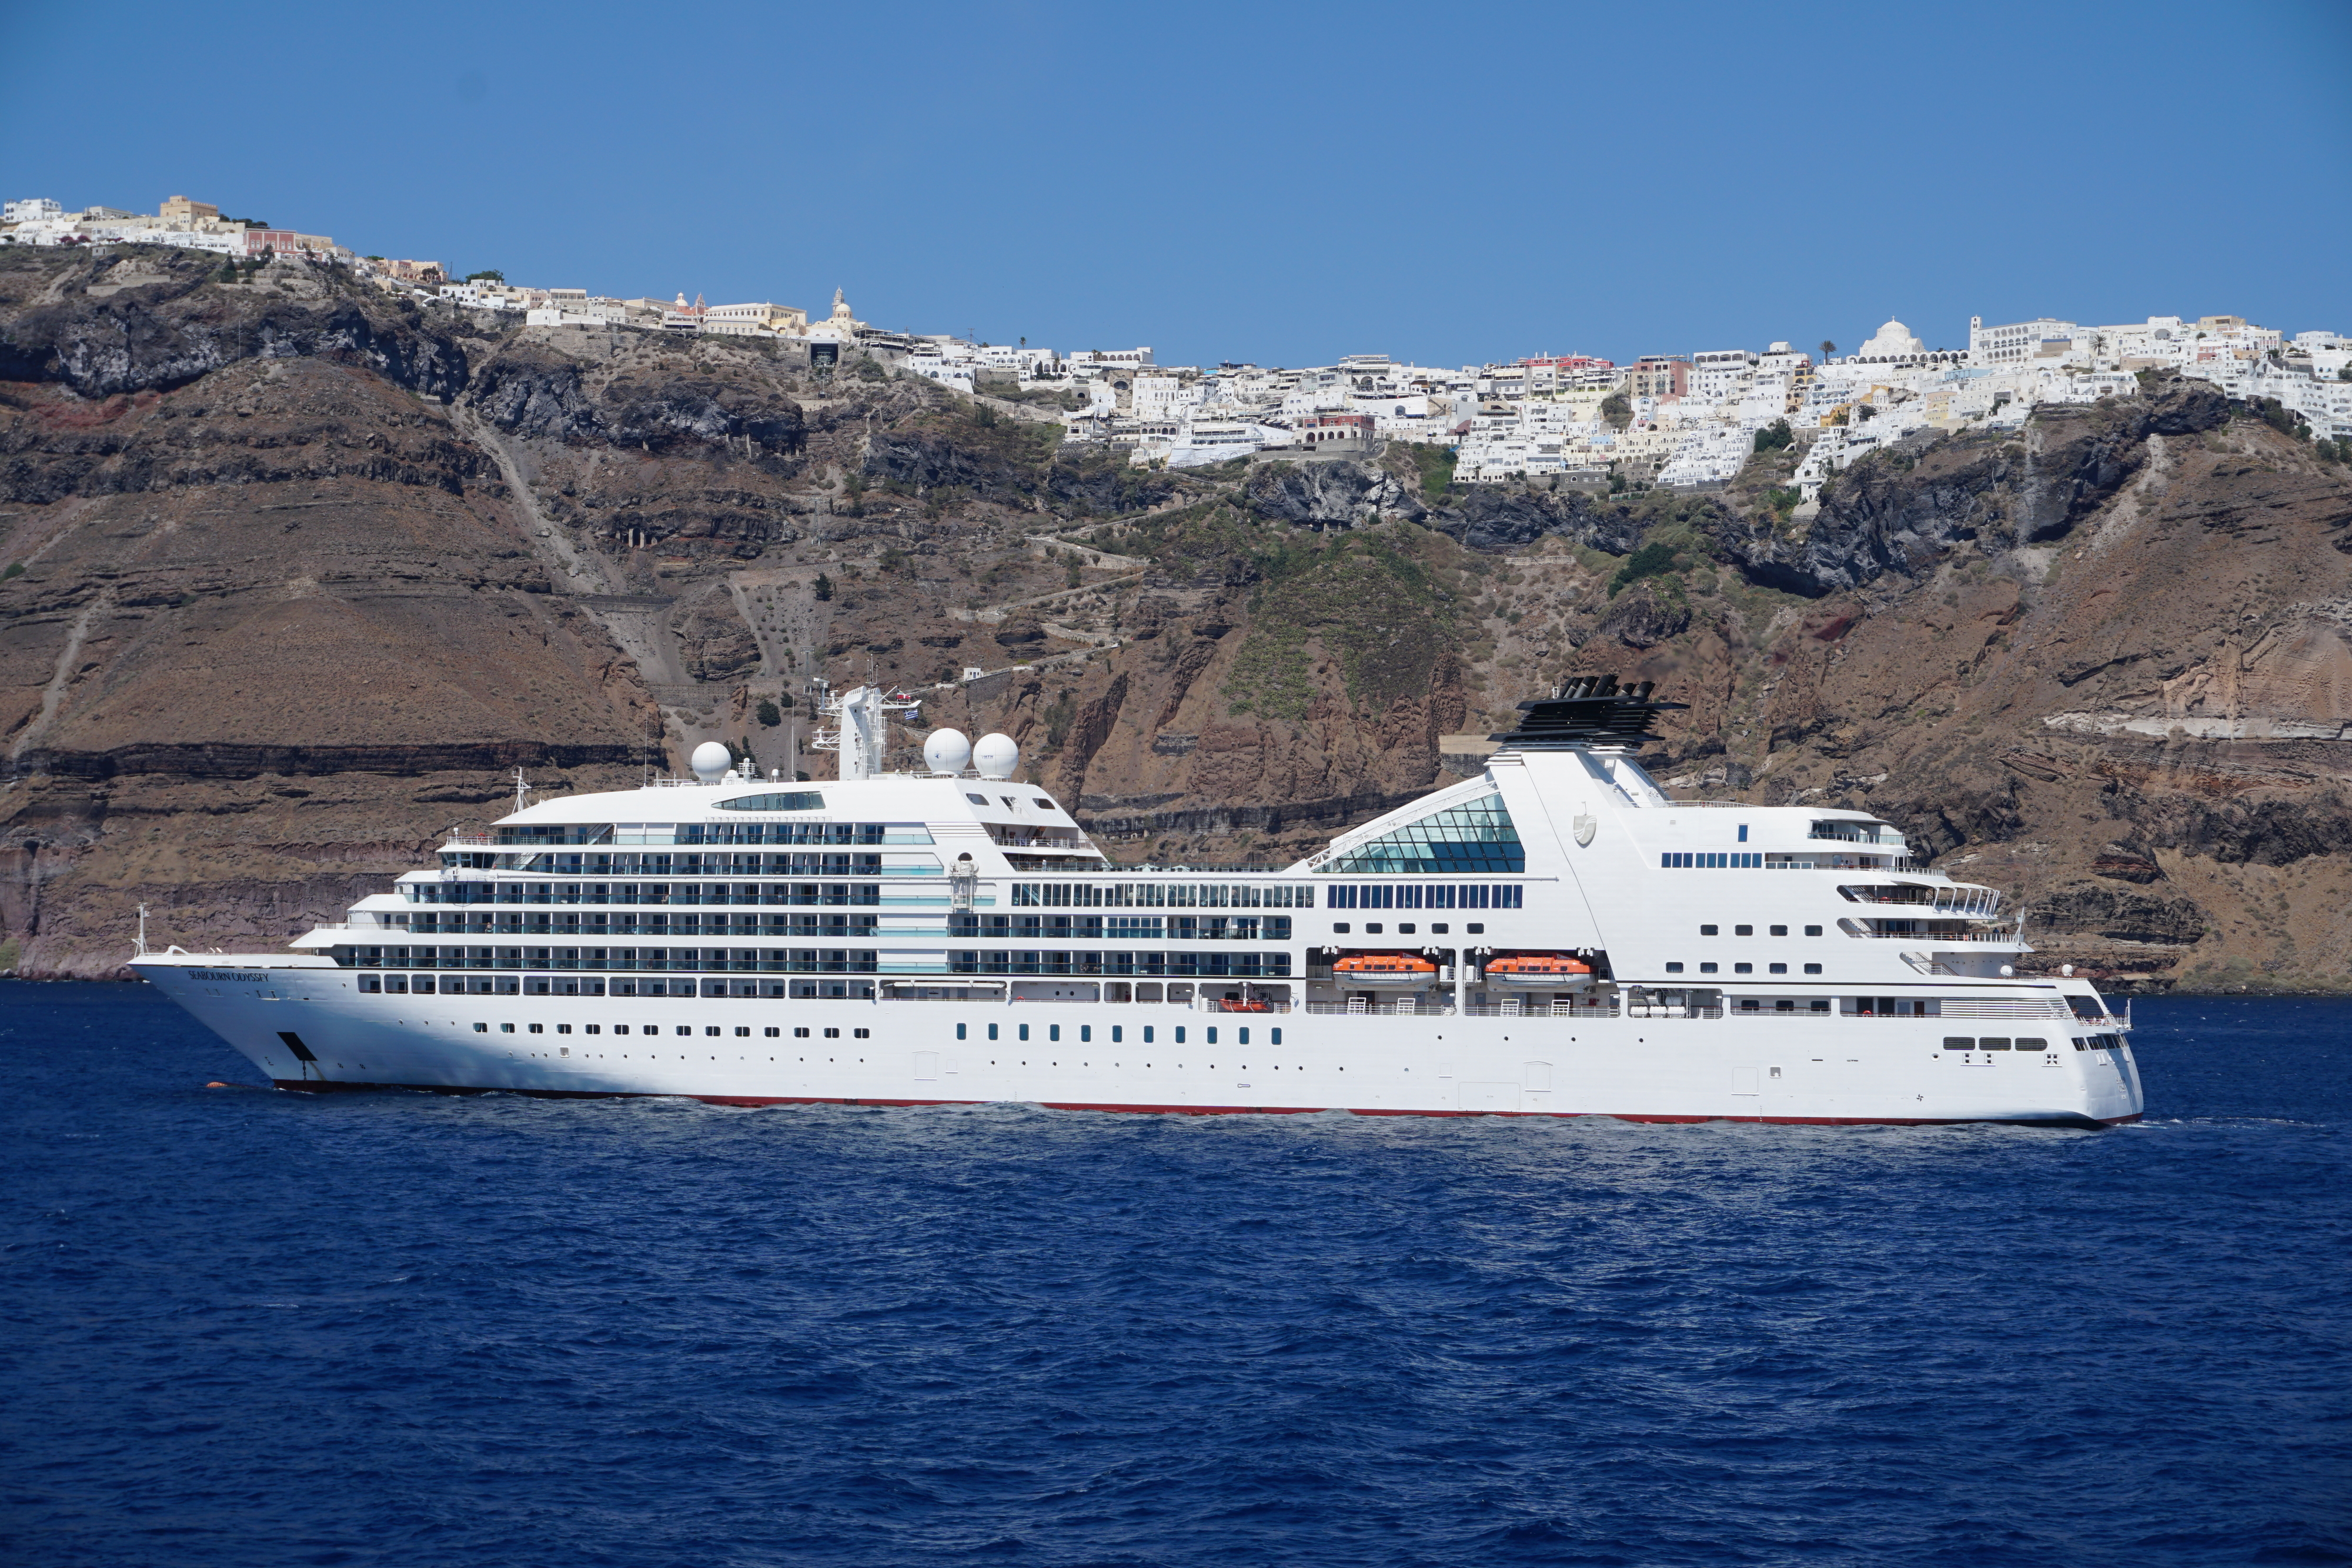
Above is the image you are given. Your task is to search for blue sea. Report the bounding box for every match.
[2,982,2347,1567]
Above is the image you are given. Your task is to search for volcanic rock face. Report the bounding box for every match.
[4,242,2352,991]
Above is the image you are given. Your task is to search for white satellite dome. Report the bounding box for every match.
[924,728,973,775]
[973,733,1020,780]
[689,741,732,783]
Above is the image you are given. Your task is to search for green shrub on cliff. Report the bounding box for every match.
[1401,441,1457,502]
[1753,419,1793,453]
[1609,540,1678,597]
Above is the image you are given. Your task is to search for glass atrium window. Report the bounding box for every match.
[1323,795,1524,874]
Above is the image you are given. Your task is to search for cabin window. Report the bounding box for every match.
[1466,923,1484,934]
[956,1024,967,1040]
[1049,1025,1061,1042]
[734,1027,750,1037]
[1700,962,1719,974]
[1365,923,1383,934]
[1111,1026,1122,1043]
[1770,925,1788,936]
[1019,1024,1030,1041]
[1735,925,1753,935]
[1803,964,1823,975]
[474,1022,488,1032]
[795,1027,811,1038]
[1080,1025,1091,1043]
[1665,962,1684,974]
[764,1027,779,1037]
[824,1027,840,1039]
[1332,923,1351,934]
[854,1028,870,1039]
[988,1023,998,1041]
[2017,1037,2050,1051]
[1738,825,1749,842]
[1175,1027,1187,1044]
[1805,925,1823,937]
[1144,1027,1154,1044]
[528,1024,544,1034]
[1734,963,1753,974]
[1769,963,1787,974]
[1700,924,1718,935]
[1207,1028,1218,1045]
[1271,1028,1282,1045]
[500,1023,515,1033]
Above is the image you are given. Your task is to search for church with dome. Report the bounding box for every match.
[1845,317,1960,366]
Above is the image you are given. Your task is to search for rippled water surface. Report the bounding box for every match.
[3,982,2348,1566]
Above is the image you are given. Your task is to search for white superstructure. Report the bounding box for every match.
[133,680,2144,1126]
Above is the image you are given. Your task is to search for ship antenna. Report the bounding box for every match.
[513,766,530,815]
[135,901,149,957]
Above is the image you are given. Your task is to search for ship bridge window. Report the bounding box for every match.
[713,791,825,813]
[1809,820,1899,844]
[967,794,988,805]
[1323,795,1522,874]
[493,824,616,847]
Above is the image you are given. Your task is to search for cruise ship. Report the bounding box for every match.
[133,678,2144,1126]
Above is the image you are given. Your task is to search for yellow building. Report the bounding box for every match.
[159,194,218,224]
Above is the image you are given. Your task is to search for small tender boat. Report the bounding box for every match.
[1481,953,1594,989]
[1333,952,1439,989]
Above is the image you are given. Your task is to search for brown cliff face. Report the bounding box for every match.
[4,242,2350,989]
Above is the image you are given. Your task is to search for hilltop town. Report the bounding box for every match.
[9,192,2348,502]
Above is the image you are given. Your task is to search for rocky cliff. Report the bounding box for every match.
[5,243,2350,989]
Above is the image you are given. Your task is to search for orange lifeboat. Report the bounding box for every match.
[1482,953,1595,989]
[1332,952,1440,988]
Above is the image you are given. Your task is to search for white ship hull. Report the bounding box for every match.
[129,682,2149,1129]
[135,955,2144,1126]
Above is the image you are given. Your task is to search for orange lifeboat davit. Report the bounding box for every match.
[1332,952,1441,988]
[1482,953,1595,989]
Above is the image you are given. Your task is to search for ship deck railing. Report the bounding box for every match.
[1852,928,2019,942]
[1462,1000,1628,1019]
[1305,999,1458,1017]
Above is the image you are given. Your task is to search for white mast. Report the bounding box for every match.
[810,684,923,780]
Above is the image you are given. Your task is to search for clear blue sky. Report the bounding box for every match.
[5,0,2346,369]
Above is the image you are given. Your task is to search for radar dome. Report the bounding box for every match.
[973,733,1020,780]
[689,741,731,783]
[924,728,973,775]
